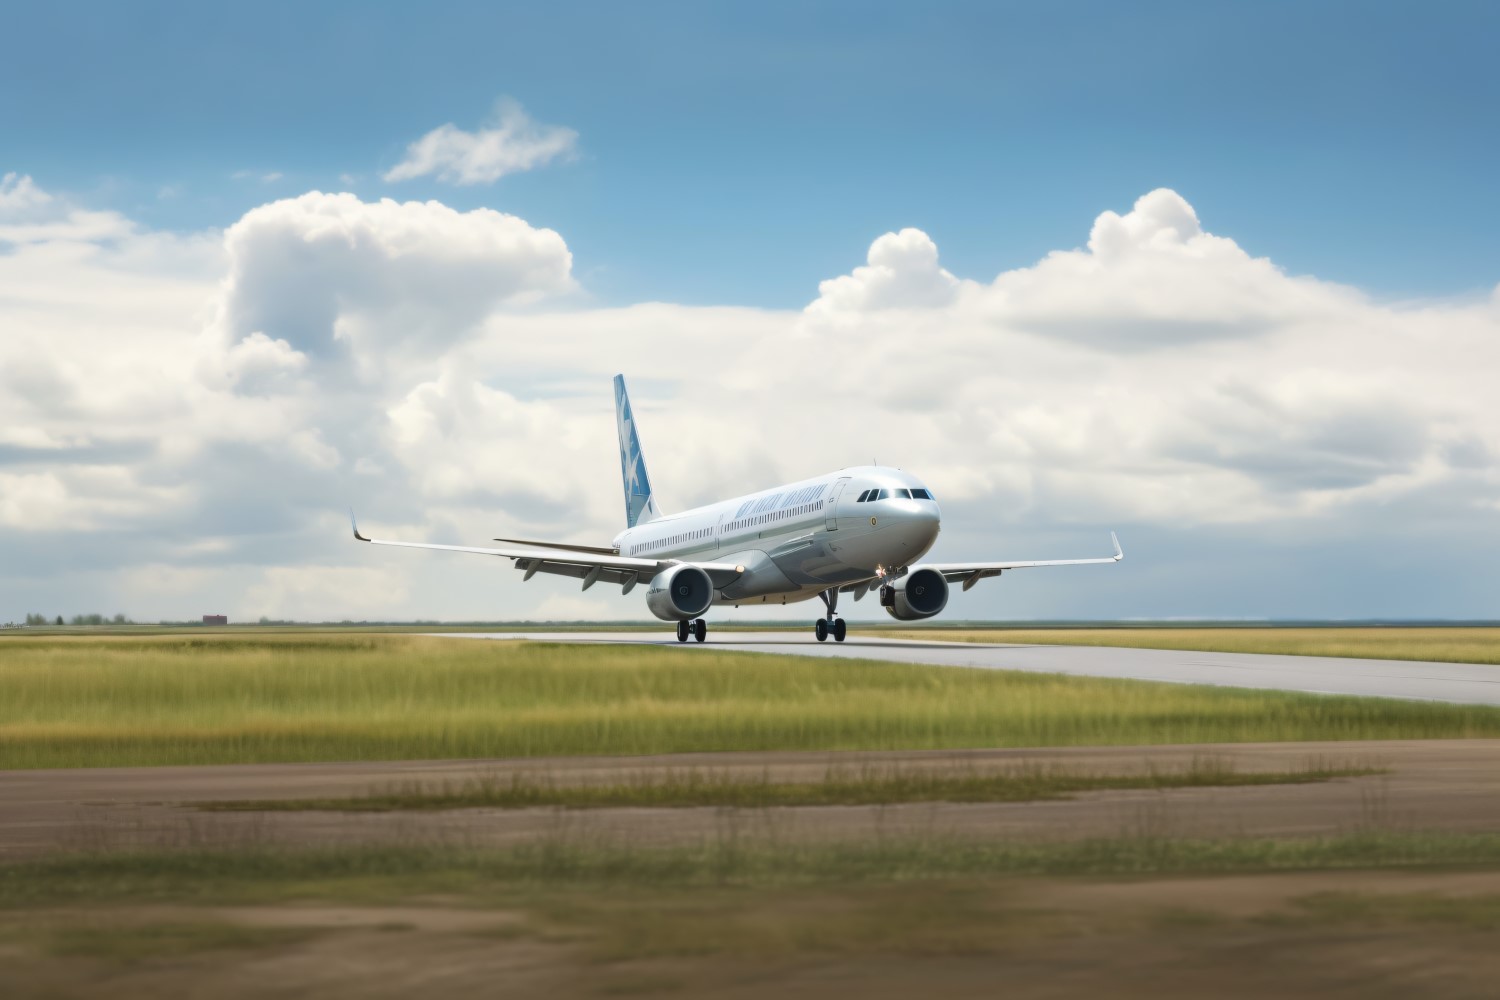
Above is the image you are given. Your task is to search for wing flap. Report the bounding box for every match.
[492,536,621,556]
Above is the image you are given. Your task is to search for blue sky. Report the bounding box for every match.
[2,1,1498,622]
[6,1,1499,306]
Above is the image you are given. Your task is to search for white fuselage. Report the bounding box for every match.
[611,466,941,607]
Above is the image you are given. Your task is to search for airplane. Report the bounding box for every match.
[352,375,1123,642]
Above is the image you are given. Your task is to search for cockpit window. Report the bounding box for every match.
[858,487,935,501]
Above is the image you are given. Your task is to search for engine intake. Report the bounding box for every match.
[880,567,949,621]
[645,564,714,621]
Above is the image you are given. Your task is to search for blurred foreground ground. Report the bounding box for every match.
[6,741,1500,998]
[10,870,1500,1000]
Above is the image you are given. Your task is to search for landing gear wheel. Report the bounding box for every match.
[816,588,841,643]
[676,620,689,643]
[693,618,707,643]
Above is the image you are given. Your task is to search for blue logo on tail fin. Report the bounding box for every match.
[614,375,659,528]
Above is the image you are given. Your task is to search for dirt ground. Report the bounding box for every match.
[8,870,1500,999]
[3,740,1499,858]
[9,741,1500,998]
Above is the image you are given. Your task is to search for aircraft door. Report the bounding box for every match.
[825,477,851,531]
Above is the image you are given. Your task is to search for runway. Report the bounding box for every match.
[435,631,1500,706]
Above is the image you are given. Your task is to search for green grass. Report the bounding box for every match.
[5,633,1500,769]
[876,626,1500,665]
[200,760,1380,812]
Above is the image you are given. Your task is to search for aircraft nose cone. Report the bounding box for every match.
[897,502,941,550]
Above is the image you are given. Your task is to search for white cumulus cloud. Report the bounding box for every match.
[0,171,137,244]
[211,191,576,377]
[384,98,579,185]
[0,172,52,212]
[979,188,1357,347]
[1,178,1497,622]
[806,227,963,319]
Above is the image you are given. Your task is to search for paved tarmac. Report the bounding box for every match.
[435,631,1500,705]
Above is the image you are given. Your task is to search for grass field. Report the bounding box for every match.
[877,626,1500,664]
[13,831,1500,906]
[199,759,1378,812]
[6,629,1499,998]
[10,836,1500,998]
[5,633,1500,769]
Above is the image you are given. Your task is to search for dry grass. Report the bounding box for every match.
[200,759,1380,812]
[875,626,1500,664]
[5,633,1500,769]
[14,833,1500,906]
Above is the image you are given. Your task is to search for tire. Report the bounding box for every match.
[676,620,689,643]
[693,618,707,643]
[832,618,847,642]
[815,619,829,642]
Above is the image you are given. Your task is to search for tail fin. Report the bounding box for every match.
[613,375,661,528]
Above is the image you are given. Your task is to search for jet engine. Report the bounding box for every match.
[645,564,714,621]
[880,566,949,621]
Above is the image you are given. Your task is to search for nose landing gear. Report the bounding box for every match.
[676,619,708,643]
[815,589,847,642]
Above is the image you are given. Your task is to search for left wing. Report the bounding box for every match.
[925,532,1123,592]
[350,512,744,591]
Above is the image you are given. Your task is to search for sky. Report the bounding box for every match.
[1,0,1498,623]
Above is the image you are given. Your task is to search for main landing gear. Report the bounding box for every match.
[815,589,847,642]
[676,619,707,643]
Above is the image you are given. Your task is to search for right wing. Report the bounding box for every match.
[350,512,743,591]
[925,532,1123,591]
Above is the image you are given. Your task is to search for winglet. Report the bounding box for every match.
[1110,531,1123,561]
[350,509,370,542]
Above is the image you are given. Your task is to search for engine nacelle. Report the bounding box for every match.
[880,566,949,621]
[645,564,714,621]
